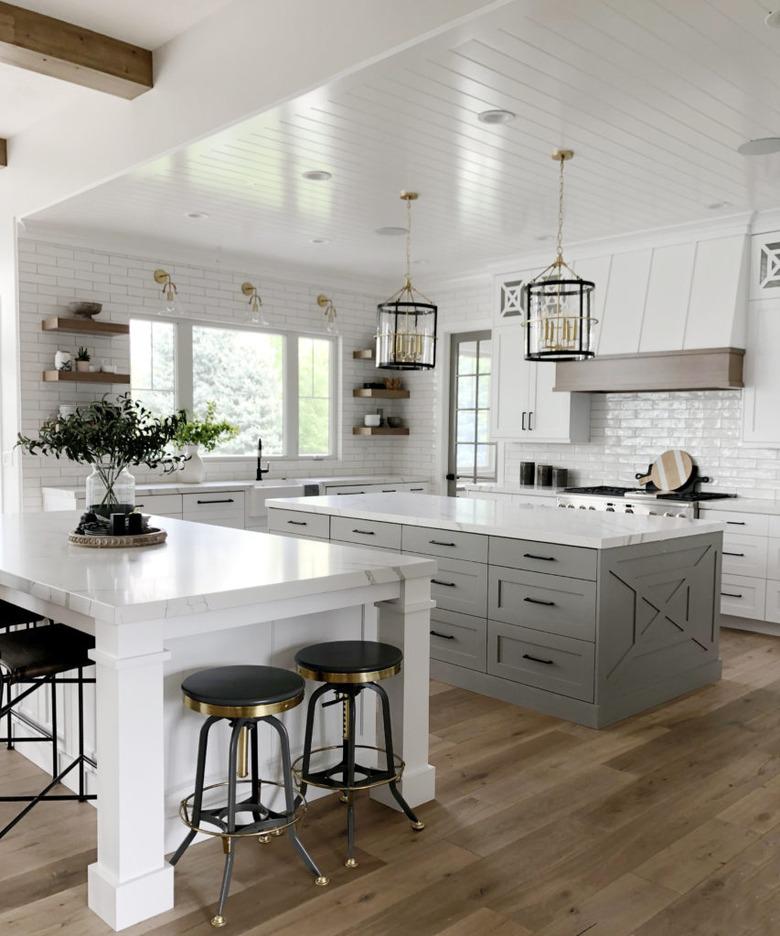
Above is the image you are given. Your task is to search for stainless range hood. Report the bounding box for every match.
[554,347,744,393]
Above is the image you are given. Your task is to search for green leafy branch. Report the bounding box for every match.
[173,401,238,453]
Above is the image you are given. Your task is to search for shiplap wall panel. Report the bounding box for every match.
[639,242,696,353]
[684,235,747,349]
[596,249,652,356]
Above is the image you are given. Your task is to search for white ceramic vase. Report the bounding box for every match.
[179,444,205,483]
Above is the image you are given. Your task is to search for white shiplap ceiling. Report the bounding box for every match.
[27,0,780,279]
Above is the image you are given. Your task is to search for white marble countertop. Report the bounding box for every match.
[267,492,724,549]
[42,475,429,498]
[0,511,435,626]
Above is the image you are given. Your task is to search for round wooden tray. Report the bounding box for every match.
[68,527,167,548]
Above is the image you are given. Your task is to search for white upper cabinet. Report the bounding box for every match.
[638,243,695,352]
[743,233,780,446]
[490,322,534,438]
[596,249,652,355]
[684,235,748,349]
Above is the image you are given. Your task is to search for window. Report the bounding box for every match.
[129,318,336,458]
[129,319,175,416]
[447,331,496,490]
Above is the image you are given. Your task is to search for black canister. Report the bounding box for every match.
[536,464,553,488]
[551,467,569,489]
[520,461,536,486]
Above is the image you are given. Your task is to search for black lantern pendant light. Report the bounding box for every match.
[376,191,437,370]
[523,150,596,361]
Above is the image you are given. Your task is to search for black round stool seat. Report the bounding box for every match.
[182,665,305,718]
[295,640,402,684]
[0,623,94,678]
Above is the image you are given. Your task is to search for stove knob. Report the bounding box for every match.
[606,506,615,512]
[578,505,587,510]
[648,510,657,515]
[567,504,575,509]
[664,512,674,517]
[626,508,634,514]
[557,503,567,508]
[588,506,596,510]
[677,512,687,519]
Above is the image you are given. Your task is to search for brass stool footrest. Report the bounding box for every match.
[179,780,306,841]
[292,744,404,793]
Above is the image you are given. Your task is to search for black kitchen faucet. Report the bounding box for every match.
[256,437,269,481]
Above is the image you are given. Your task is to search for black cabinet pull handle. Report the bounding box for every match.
[381,489,396,493]
[721,592,743,599]
[523,553,556,562]
[432,579,456,588]
[522,653,554,665]
[430,630,455,640]
[136,503,144,508]
[726,521,746,525]
[523,597,555,607]
[352,528,375,535]
[410,487,424,491]
[196,498,235,505]
[430,540,457,547]
[521,411,527,431]
[288,520,307,526]
[337,491,364,495]
[528,411,534,431]
[723,551,745,557]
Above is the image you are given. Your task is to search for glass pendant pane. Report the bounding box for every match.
[376,300,437,370]
[523,274,596,361]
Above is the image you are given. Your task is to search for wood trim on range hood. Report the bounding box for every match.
[554,348,744,393]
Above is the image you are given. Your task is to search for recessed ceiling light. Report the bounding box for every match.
[301,170,332,181]
[478,108,515,125]
[185,211,209,219]
[738,137,780,156]
[706,200,732,210]
[766,10,780,27]
[310,237,330,244]
[375,226,408,236]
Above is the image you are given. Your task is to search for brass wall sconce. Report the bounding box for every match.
[153,269,177,314]
[241,281,267,325]
[317,294,338,333]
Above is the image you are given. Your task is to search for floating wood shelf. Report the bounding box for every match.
[352,426,409,436]
[353,349,375,360]
[43,370,130,384]
[352,388,410,399]
[42,316,129,336]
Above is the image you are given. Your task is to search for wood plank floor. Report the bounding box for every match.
[3,627,780,935]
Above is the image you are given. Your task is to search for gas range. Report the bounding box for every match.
[556,486,736,519]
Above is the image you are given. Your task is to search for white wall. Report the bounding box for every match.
[18,237,437,510]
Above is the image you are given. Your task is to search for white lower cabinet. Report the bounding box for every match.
[764,580,780,624]
[182,492,245,528]
[720,574,766,621]
[429,608,487,672]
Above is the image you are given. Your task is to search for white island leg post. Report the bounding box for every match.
[372,574,436,810]
[87,618,174,931]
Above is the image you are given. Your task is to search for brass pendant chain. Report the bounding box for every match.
[404,195,412,291]
[556,153,565,267]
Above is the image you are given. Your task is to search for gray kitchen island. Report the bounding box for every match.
[267,493,724,728]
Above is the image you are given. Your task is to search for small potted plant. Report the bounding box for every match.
[17,394,187,520]
[75,346,91,372]
[173,401,238,483]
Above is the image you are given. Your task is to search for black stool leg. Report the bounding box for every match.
[266,714,328,887]
[170,715,219,866]
[77,667,85,802]
[344,690,358,868]
[369,682,424,831]
[50,675,58,779]
[5,674,12,751]
[299,683,328,799]
[212,720,242,928]
[249,721,266,824]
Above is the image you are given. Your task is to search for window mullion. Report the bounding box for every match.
[286,335,299,457]
[177,319,193,413]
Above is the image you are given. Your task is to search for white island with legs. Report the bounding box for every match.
[0,511,436,931]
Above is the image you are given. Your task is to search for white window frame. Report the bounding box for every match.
[130,315,340,461]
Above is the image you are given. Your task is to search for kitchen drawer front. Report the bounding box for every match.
[720,574,766,620]
[488,567,596,642]
[700,509,770,537]
[766,538,780,579]
[330,515,402,550]
[402,525,488,562]
[489,537,597,581]
[722,533,768,578]
[182,491,245,528]
[400,483,428,494]
[268,509,330,539]
[764,580,780,624]
[429,609,487,672]
[326,485,373,495]
[487,621,595,702]
[407,554,488,617]
[133,493,182,515]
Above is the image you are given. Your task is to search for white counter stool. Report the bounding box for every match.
[0,621,96,838]
[0,599,48,751]
[293,640,424,870]
[169,664,329,928]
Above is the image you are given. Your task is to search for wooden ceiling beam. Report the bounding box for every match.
[0,2,153,100]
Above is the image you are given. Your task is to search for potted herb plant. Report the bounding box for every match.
[75,346,91,372]
[17,394,187,518]
[174,402,238,482]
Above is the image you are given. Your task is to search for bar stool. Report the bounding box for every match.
[0,599,48,751]
[0,620,96,838]
[170,665,329,928]
[293,640,424,870]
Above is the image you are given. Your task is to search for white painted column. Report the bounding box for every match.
[372,574,436,810]
[87,619,174,931]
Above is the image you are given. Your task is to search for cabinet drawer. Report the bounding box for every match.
[720,574,766,620]
[407,554,487,617]
[429,609,487,672]
[402,525,488,562]
[700,509,770,537]
[764,580,780,624]
[268,509,330,539]
[487,621,594,702]
[489,537,597,581]
[401,483,428,493]
[330,516,401,550]
[182,491,245,528]
[722,533,767,578]
[133,493,182,515]
[489,567,596,642]
[325,485,373,495]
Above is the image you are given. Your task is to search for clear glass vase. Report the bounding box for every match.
[86,462,136,518]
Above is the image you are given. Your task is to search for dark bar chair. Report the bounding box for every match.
[170,664,329,928]
[0,616,96,839]
[293,640,424,870]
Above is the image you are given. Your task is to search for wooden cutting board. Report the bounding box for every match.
[637,450,694,492]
